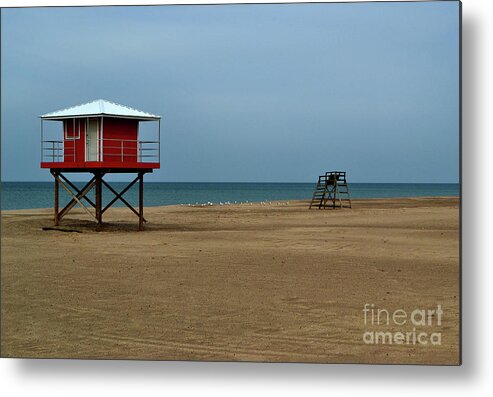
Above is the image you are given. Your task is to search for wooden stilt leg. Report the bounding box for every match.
[54,172,59,226]
[95,172,102,231]
[139,172,144,231]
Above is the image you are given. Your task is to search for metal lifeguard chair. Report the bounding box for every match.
[40,99,161,230]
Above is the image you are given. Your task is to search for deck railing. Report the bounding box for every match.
[42,140,67,162]
[41,138,160,163]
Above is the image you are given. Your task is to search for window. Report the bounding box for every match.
[64,119,81,140]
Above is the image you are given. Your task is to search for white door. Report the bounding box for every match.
[86,118,99,161]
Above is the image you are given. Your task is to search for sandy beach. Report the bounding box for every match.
[1,197,460,364]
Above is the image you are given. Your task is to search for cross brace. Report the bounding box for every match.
[50,170,147,231]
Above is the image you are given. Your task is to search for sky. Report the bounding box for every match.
[1,1,460,183]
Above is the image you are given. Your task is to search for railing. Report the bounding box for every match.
[41,138,160,163]
[41,140,67,162]
[94,138,160,163]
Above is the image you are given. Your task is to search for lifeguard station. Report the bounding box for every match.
[309,171,352,209]
[40,99,161,230]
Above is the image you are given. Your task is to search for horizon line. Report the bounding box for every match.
[0,180,460,184]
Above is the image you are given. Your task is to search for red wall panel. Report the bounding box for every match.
[101,118,138,163]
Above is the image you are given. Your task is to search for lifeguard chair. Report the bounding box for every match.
[309,171,352,209]
[40,99,161,230]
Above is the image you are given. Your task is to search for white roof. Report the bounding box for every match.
[40,99,161,121]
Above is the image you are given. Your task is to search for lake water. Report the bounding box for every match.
[1,182,460,210]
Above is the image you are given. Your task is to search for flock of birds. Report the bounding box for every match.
[179,200,290,207]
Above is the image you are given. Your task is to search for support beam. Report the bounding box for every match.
[101,176,139,214]
[101,177,147,223]
[53,173,97,221]
[95,172,103,230]
[58,177,96,220]
[53,171,59,226]
[139,172,144,231]
[58,173,96,208]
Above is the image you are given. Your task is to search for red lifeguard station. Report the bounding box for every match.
[40,99,161,230]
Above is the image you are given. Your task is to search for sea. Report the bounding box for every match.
[1,182,460,211]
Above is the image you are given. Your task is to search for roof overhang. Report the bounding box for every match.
[40,114,160,121]
[40,99,161,121]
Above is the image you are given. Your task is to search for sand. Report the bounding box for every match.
[0,197,460,364]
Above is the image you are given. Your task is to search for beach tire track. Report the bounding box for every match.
[87,332,335,361]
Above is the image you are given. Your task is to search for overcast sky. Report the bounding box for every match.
[1,1,459,182]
